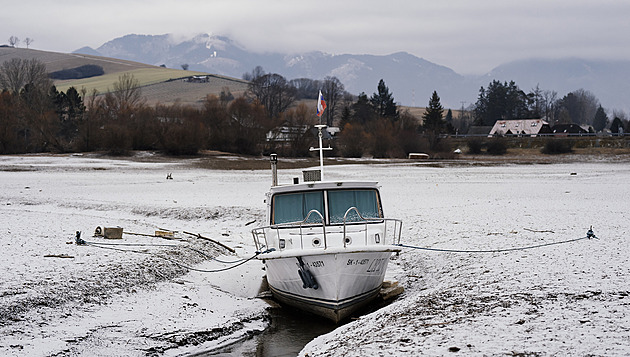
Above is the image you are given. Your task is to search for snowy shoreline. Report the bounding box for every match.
[1,154,629,356]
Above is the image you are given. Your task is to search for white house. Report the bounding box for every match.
[488,119,551,137]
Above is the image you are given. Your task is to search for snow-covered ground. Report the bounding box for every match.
[0,154,272,356]
[303,160,630,356]
[1,154,629,356]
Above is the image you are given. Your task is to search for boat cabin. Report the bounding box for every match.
[252,181,401,253]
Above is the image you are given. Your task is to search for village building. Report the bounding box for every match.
[551,123,589,136]
[488,119,551,137]
[266,126,339,143]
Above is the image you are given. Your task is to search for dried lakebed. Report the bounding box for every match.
[1,154,629,356]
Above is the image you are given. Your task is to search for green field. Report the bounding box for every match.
[54,67,209,95]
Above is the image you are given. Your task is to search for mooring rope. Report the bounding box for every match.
[159,250,272,273]
[395,228,598,254]
[75,232,255,269]
[183,246,246,264]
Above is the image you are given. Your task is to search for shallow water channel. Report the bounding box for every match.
[205,308,337,357]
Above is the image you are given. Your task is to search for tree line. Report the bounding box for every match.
[1,57,628,157]
[471,80,628,133]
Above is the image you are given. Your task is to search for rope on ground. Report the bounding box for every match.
[182,231,236,253]
[395,227,598,254]
[159,250,272,273]
[184,246,246,264]
[74,231,265,272]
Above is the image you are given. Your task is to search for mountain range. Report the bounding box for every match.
[75,33,630,112]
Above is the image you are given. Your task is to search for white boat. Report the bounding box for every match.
[251,125,403,323]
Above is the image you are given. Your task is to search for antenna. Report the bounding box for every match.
[309,125,332,181]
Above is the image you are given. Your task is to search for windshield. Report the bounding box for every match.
[328,189,381,223]
[272,191,324,224]
[272,188,382,225]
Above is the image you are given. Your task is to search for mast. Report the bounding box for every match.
[310,125,332,181]
[270,153,278,186]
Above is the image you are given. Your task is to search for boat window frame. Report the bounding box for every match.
[270,190,325,226]
[270,187,383,226]
[326,188,383,225]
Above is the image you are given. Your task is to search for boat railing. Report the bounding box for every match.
[252,207,403,252]
[301,209,327,249]
[342,207,403,248]
[252,209,327,251]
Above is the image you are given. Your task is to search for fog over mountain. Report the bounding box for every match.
[75,34,630,112]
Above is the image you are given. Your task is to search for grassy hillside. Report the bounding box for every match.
[0,47,153,74]
[0,47,249,106]
[54,67,206,95]
[137,74,250,106]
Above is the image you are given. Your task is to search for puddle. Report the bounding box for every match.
[202,307,336,357]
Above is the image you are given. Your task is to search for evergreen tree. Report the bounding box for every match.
[370,79,398,119]
[351,92,376,124]
[60,87,85,143]
[473,86,487,126]
[473,80,531,126]
[422,91,445,133]
[445,109,453,123]
[610,117,624,134]
[339,105,351,129]
[592,105,608,132]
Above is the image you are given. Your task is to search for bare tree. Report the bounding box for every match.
[280,103,317,156]
[556,89,599,125]
[0,58,25,93]
[181,64,189,71]
[612,109,628,122]
[242,66,265,81]
[0,58,50,94]
[8,36,19,47]
[103,73,144,119]
[528,84,543,118]
[321,76,345,127]
[248,73,296,119]
[542,90,558,124]
[24,37,34,48]
[290,78,321,99]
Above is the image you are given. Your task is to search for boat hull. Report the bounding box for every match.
[262,249,395,323]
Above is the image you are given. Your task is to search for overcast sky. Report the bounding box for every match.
[3,0,630,75]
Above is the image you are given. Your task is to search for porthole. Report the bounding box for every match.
[312,238,321,247]
[279,239,286,249]
[344,236,352,245]
[374,233,381,243]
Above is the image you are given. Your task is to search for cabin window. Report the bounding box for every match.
[273,191,324,224]
[328,189,381,224]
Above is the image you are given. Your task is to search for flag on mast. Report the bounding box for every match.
[317,90,327,117]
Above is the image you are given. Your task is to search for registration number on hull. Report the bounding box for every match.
[346,258,387,273]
